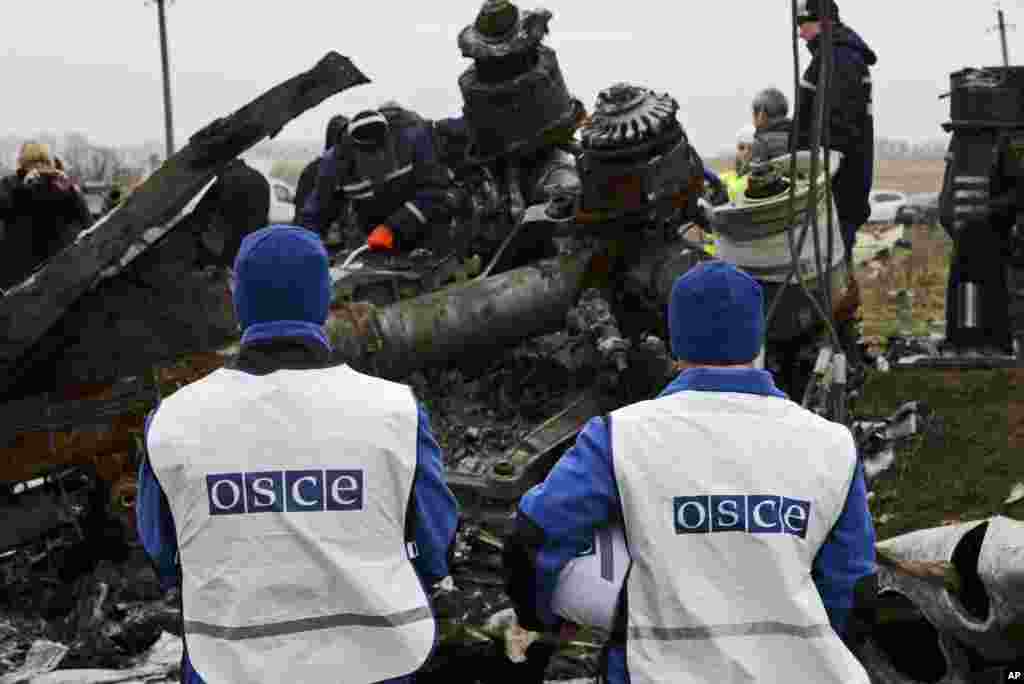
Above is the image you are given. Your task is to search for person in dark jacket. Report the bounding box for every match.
[292,114,349,229]
[794,0,877,261]
[299,107,453,253]
[194,158,270,268]
[751,87,794,161]
[0,141,93,290]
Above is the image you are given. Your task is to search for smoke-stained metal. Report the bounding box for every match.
[939,66,1024,352]
[326,250,595,380]
[457,2,580,162]
[576,84,696,220]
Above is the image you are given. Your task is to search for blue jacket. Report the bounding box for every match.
[796,24,878,246]
[515,367,876,684]
[136,332,459,684]
[298,120,451,248]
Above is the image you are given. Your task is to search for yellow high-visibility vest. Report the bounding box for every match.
[719,170,749,203]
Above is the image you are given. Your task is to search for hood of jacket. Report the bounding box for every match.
[808,24,878,67]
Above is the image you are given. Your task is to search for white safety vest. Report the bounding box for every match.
[610,390,870,684]
[147,364,435,684]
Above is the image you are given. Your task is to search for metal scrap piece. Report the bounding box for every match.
[875,516,1024,663]
[0,640,69,684]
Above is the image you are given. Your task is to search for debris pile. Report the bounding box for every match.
[853,400,940,484]
[0,548,181,681]
[0,346,605,683]
[0,334,1019,683]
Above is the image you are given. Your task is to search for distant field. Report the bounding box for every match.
[707,156,946,195]
[871,158,945,194]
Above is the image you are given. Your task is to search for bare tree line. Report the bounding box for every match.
[0,133,951,183]
[874,136,949,160]
[0,134,161,184]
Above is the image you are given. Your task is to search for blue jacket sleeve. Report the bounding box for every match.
[386,126,452,241]
[136,411,180,592]
[703,166,722,187]
[812,460,876,637]
[516,416,621,627]
[410,403,459,585]
[299,148,342,232]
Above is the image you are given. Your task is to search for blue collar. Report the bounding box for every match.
[240,320,332,352]
[659,367,788,399]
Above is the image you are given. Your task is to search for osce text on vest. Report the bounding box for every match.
[673,495,811,537]
[206,470,364,515]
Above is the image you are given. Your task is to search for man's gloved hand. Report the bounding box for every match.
[367,224,395,251]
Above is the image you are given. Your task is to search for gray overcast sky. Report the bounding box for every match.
[3,1,1021,156]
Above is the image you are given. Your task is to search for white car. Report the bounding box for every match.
[868,190,909,224]
[267,177,297,224]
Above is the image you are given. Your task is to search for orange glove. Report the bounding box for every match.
[367,224,395,251]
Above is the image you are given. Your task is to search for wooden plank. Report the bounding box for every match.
[0,52,370,396]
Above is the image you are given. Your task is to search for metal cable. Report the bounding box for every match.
[764,0,846,420]
[766,0,836,341]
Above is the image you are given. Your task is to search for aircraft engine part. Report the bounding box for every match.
[458,3,578,162]
[326,249,596,380]
[874,516,1024,663]
[576,84,697,221]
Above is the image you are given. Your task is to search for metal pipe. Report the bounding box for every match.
[326,250,595,380]
[998,10,1010,68]
[958,282,981,328]
[156,0,175,157]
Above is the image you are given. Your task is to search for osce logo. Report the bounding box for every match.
[672,495,811,538]
[206,470,364,516]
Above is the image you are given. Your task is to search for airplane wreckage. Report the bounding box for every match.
[1,4,1022,681]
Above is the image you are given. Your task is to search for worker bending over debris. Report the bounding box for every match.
[504,260,877,683]
[136,225,459,684]
[299,106,454,254]
[293,113,350,234]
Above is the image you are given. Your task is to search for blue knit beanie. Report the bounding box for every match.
[668,260,764,364]
[233,225,330,330]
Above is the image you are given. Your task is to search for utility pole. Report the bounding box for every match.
[150,0,175,157]
[988,5,1015,67]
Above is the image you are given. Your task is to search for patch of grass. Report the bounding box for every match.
[857,223,952,344]
[856,368,1023,540]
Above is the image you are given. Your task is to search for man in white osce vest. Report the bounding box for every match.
[504,261,877,683]
[136,225,459,684]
